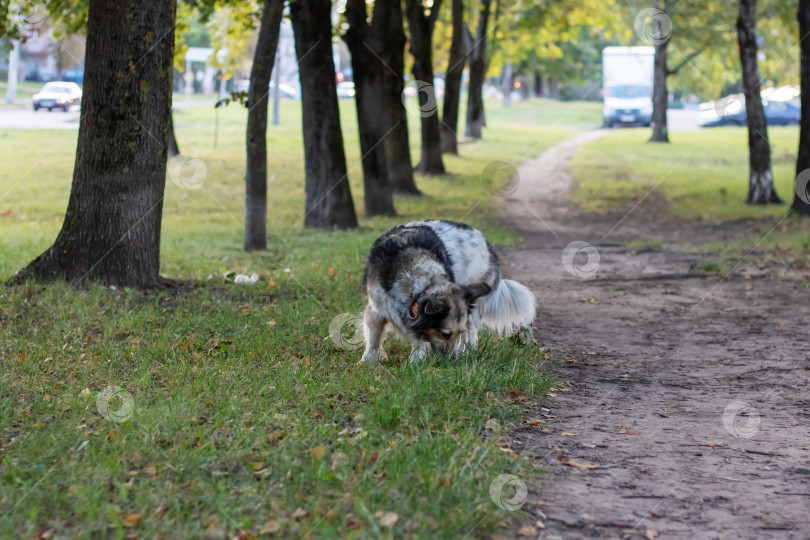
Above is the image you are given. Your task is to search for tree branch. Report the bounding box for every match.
[666,41,710,76]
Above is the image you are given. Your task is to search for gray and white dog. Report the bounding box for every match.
[360,220,537,362]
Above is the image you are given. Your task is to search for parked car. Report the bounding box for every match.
[32,81,82,112]
[336,81,355,99]
[699,94,800,127]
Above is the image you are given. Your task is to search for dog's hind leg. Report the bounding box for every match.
[409,341,430,363]
[360,306,386,363]
[465,308,482,351]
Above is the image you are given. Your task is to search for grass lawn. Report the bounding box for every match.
[0,98,599,538]
[569,127,810,270]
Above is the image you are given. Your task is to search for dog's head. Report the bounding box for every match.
[408,283,492,355]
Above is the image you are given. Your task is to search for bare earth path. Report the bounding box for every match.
[498,131,810,539]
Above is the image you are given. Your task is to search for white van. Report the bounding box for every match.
[602,46,654,127]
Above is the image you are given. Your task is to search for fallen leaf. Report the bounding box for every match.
[518,525,538,537]
[558,457,600,471]
[524,418,543,426]
[484,418,499,430]
[619,428,639,436]
[231,532,255,540]
[291,507,308,520]
[379,511,399,527]
[310,445,328,461]
[702,441,720,448]
[369,450,379,464]
[331,451,349,469]
[204,521,227,539]
[561,432,578,436]
[259,520,281,535]
[645,529,658,539]
[123,514,142,527]
[143,465,157,477]
[266,430,284,443]
[327,267,336,277]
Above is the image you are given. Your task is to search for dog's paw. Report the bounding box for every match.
[408,347,428,363]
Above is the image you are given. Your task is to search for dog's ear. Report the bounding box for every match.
[464,283,492,308]
[423,298,450,316]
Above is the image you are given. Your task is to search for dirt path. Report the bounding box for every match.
[498,131,810,539]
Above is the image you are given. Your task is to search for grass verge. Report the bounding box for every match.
[0,98,599,538]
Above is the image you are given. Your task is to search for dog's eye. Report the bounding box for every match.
[441,332,453,340]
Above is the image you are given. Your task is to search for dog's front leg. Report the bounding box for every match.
[409,341,430,363]
[360,306,386,363]
[465,309,482,351]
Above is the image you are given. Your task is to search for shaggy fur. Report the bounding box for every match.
[360,220,537,362]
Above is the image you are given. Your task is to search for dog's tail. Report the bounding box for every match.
[479,279,537,335]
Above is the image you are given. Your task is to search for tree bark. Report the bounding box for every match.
[649,37,669,142]
[10,0,176,288]
[168,111,180,158]
[290,0,358,228]
[404,0,445,174]
[343,0,397,217]
[793,0,810,215]
[501,60,512,107]
[533,70,542,98]
[440,0,466,155]
[378,0,419,195]
[737,0,781,204]
[244,0,284,251]
[465,0,492,139]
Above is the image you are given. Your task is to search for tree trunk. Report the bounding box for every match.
[649,37,669,142]
[737,0,781,204]
[378,1,419,195]
[290,0,358,228]
[168,111,180,158]
[793,0,810,215]
[501,60,513,107]
[404,0,445,174]
[10,0,176,288]
[440,0,465,155]
[465,0,492,139]
[548,78,559,99]
[244,0,284,251]
[344,0,396,216]
[533,70,542,98]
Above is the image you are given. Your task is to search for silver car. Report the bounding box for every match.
[32,81,82,112]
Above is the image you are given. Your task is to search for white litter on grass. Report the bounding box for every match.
[234,273,259,284]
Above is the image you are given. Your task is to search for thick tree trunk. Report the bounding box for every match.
[290,0,358,228]
[244,0,284,251]
[380,6,419,195]
[501,60,512,107]
[344,0,396,216]
[533,70,542,98]
[404,0,445,174]
[649,39,669,142]
[793,0,810,215]
[10,0,176,288]
[440,0,465,155]
[737,0,781,205]
[465,0,491,139]
[168,111,180,158]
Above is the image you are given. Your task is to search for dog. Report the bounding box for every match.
[360,220,537,363]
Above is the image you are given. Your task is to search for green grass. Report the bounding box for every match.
[569,127,810,269]
[0,97,593,538]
